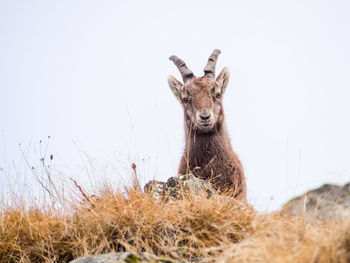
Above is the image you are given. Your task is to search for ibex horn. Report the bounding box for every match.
[203,49,221,78]
[169,55,194,83]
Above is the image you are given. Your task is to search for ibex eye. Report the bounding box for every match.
[182,98,189,103]
[215,93,222,99]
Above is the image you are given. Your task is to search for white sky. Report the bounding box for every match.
[1,1,350,211]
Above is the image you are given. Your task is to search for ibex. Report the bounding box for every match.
[168,49,247,201]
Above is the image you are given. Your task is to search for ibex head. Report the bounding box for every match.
[168,49,230,133]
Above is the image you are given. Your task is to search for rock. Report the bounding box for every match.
[144,174,216,200]
[70,252,180,263]
[282,182,350,221]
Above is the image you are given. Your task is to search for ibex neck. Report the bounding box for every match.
[184,120,231,152]
[182,120,233,176]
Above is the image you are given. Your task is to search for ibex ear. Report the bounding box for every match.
[216,67,230,94]
[167,75,183,103]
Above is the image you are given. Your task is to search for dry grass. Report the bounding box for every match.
[1,179,350,263]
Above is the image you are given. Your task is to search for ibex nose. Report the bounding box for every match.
[199,109,211,121]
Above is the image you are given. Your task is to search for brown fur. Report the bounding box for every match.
[170,76,247,201]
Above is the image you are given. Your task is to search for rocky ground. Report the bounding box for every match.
[282,182,350,221]
[70,252,181,263]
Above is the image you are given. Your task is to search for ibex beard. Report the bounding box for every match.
[168,49,247,202]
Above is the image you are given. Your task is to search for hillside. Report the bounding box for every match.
[1,174,350,263]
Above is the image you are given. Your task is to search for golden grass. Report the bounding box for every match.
[1,181,349,263]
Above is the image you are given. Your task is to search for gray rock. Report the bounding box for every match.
[144,174,216,200]
[70,252,178,263]
[282,182,350,221]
